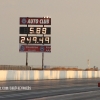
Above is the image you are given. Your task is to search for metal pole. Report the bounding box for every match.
[42,17,44,70]
[87,59,90,69]
[26,23,28,66]
[42,35,44,70]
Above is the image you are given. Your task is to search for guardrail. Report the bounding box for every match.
[0,70,100,81]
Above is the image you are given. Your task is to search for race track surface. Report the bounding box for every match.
[0,78,100,100]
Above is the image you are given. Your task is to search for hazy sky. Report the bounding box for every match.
[0,0,100,68]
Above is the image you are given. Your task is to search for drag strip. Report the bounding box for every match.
[0,78,99,100]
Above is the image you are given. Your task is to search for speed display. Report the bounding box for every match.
[19,27,51,34]
[19,36,51,44]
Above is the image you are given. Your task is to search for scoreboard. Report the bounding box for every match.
[19,17,51,54]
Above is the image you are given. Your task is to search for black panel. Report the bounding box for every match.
[19,27,51,34]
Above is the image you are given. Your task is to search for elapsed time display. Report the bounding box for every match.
[19,36,51,44]
[19,27,51,34]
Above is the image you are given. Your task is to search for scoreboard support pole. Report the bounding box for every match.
[26,24,28,66]
[42,35,44,70]
[42,28,44,70]
[42,18,44,70]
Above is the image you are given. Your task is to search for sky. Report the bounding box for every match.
[0,0,100,69]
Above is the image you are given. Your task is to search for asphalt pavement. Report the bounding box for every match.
[0,78,99,100]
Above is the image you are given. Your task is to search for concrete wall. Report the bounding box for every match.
[0,70,100,81]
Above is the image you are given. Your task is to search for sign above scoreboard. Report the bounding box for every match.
[20,17,51,25]
[19,27,51,34]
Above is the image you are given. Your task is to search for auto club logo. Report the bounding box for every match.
[21,18,27,24]
[19,45,25,51]
[40,46,44,51]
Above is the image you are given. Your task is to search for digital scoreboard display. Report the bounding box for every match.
[19,36,51,44]
[19,27,51,34]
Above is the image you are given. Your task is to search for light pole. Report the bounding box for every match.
[87,59,90,69]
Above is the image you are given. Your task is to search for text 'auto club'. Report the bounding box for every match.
[20,17,51,25]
